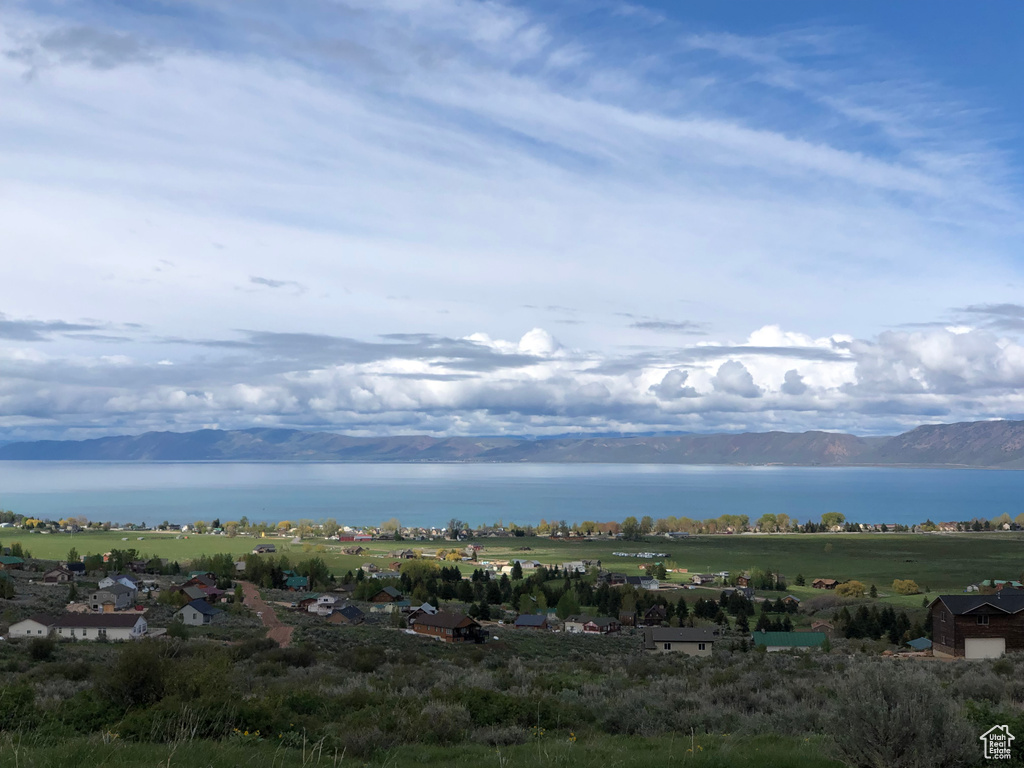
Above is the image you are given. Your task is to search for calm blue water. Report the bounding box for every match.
[0,462,1019,527]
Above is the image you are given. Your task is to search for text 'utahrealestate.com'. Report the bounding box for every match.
[2,2,1024,767]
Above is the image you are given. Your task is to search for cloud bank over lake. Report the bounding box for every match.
[2,1,1024,440]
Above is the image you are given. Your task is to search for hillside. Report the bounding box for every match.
[3,419,1024,467]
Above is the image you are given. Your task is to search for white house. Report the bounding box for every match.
[9,614,56,638]
[53,613,148,641]
[98,574,138,594]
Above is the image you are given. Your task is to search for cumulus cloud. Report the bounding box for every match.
[711,360,762,398]
[6,320,1024,440]
[780,369,808,395]
[649,370,700,400]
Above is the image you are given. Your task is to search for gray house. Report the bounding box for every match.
[176,599,225,626]
[89,583,135,612]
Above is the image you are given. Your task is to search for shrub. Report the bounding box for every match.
[825,663,972,768]
[835,581,866,598]
[470,725,529,746]
[28,636,56,662]
[891,579,920,595]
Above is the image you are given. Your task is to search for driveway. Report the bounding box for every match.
[239,581,294,648]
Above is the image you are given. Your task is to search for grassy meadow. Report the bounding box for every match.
[3,528,1020,595]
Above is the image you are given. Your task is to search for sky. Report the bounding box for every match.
[2,0,1024,441]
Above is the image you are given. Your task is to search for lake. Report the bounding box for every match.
[0,461,1020,528]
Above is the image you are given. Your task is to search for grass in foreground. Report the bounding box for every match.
[0,734,843,768]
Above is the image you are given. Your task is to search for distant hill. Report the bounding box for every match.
[4,420,1024,467]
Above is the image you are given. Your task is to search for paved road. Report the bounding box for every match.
[239,581,294,648]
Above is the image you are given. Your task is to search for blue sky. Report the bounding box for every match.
[2,0,1024,440]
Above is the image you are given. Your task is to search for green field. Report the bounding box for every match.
[0,734,841,768]
[3,528,1019,595]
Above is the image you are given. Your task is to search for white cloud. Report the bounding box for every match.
[0,2,1023,440]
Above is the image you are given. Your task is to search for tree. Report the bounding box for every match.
[757,513,778,532]
[556,590,580,620]
[621,516,641,541]
[795,573,805,586]
[381,517,401,533]
[511,561,523,581]
[869,584,878,598]
[66,547,80,564]
[835,580,866,598]
[820,512,845,529]
[639,516,654,535]
[891,579,920,595]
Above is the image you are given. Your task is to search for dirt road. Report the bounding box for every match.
[239,580,294,648]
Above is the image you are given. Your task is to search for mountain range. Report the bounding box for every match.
[5,420,1024,468]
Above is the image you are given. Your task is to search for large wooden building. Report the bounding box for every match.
[411,611,483,643]
[930,594,1024,659]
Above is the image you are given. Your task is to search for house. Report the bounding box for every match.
[389,549,415,559]
[811,579,839,590]
[53,613,148,641]
[751,631,826,652]
[980,580,1024,592]
[0,556,25,570]
[930,593,1024,659]
[252,544,276,555]
[562,561,588,574]
[618,610,637,627]
[8,614,56,638]
[720,586,754,600]
[514,614,549,630]
[583,617,621,634]
[98,574,138,594]
[735,575,751,588]
[624,575,659,590]
[42,566,74,584]
[329,605,365,625]
[179,585,209,603]
[179,575,217,592]
[691,574,716,586]
[406,602,439,616]
[641,604,668,626]
[64,562,86,576]
[512,559,542,571]
[781,595,802,608]
[89,584,135,612]
[412,612,484,643]
[284,575,309,591]
[370,586,404,603]
[811,620,835,635]
[643,627,717,656]
[299,594,337,615]
[176,599,225,626]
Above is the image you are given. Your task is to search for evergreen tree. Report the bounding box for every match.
[736,612,750,634]
[869,584,878,598]
[676,596,689,620]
